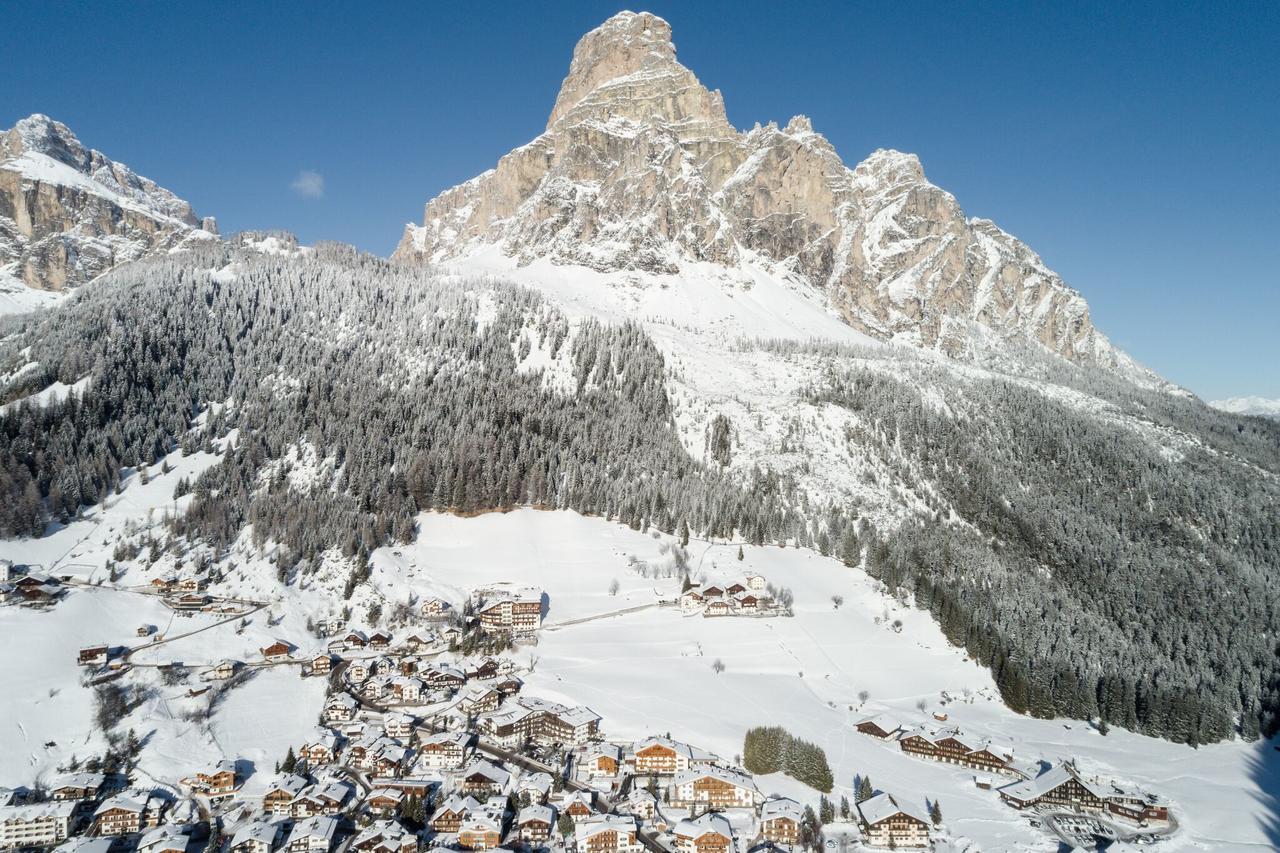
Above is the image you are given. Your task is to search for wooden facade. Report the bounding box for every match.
[760,816,799,845]
[899,730,1013,775]
[861,812,929,848]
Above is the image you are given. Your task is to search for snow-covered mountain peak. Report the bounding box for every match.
[393,12,1159,383]
[1210,396,1280,418]
[2,113,209,227]
[550,12,681,125]
[0,113,216,312]
[545,10,732,141]
[853,148,927,186]
[6,113,81,162]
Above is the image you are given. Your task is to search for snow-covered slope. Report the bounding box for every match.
[1210,396,1280,419]
[393,11,1155,384]
[0,114,217,313]
[386,9,1205,577]
[4,495,1277,851]
[441,241,1197,536]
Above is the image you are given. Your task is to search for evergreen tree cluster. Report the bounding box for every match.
[397,792,427,827]
[0,244,809,560]
[742,725,834,792]
[804,354,1280,744]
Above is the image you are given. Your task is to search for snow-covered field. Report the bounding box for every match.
[2,471,1277,851]
[378,510,1280,852]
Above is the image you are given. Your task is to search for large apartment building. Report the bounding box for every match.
[479,696,600,747]
[475,587,542,634]
[0,802,77,849]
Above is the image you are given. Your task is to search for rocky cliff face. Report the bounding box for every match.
[394,11,1141,375]
[0,114,216,299]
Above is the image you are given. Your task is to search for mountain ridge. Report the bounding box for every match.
[0,113,215,312]
[393,10,1155,383]
[1211,396,1280,418]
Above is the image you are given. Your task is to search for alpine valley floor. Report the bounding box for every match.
[3,473,1277,850]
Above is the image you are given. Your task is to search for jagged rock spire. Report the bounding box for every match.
[1,113,213,297]
[394,12,1148,378]
[544,10,732,138]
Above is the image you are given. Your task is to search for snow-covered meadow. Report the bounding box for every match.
[377,510,1280,852]
[2,474,1277,850]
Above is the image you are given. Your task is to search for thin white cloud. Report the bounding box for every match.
[291,170,324,199]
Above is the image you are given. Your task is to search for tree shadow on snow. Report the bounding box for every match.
[1248,737,1280,848]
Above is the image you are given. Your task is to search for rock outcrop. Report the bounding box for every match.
[0,114,216,297]
[394,11,1139,375]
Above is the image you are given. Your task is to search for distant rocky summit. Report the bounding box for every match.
[1210,396,1280,419]
[0,114,215,307]
[394,11,1147,378]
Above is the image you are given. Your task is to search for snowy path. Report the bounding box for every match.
[542,601,661,630]
[127,602,268,662]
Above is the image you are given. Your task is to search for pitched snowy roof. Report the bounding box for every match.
[982,740,1015,760]
[325,694,358,710]
[854,713,903,733]
[264,774,308,798]
[586,742,623,760]
[576,814,637,841]
[426,663,465,679]
[518,804,555,825]
[436,794,484,816]
[486,695,599,728]
[314,780,354,804]
[51,772,105,792]
[460,809,502,832]
[857,792,928,827]
[138,824,189,853]
[55,839,114,853]
[421,730,469,749]
[286,816,338,846]
[563,790,593,808]
[478,586,542,606]
[931,722,977,742]
[95,793,145,815]
[635,735,694,756]
[2,800,78,822]
[351,819,413,849]
[760,797,804,822]
[674,812,733,840]
[462,759,511,786]
[673,764,758,790]
[461,681,499,699]
[997,763,1107,803]
[230,821,280,849]
[517,772,553,795]
[624,789,657,807]
[1105,780,1168,805]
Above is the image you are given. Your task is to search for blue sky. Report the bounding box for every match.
[3,1,1277,399]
